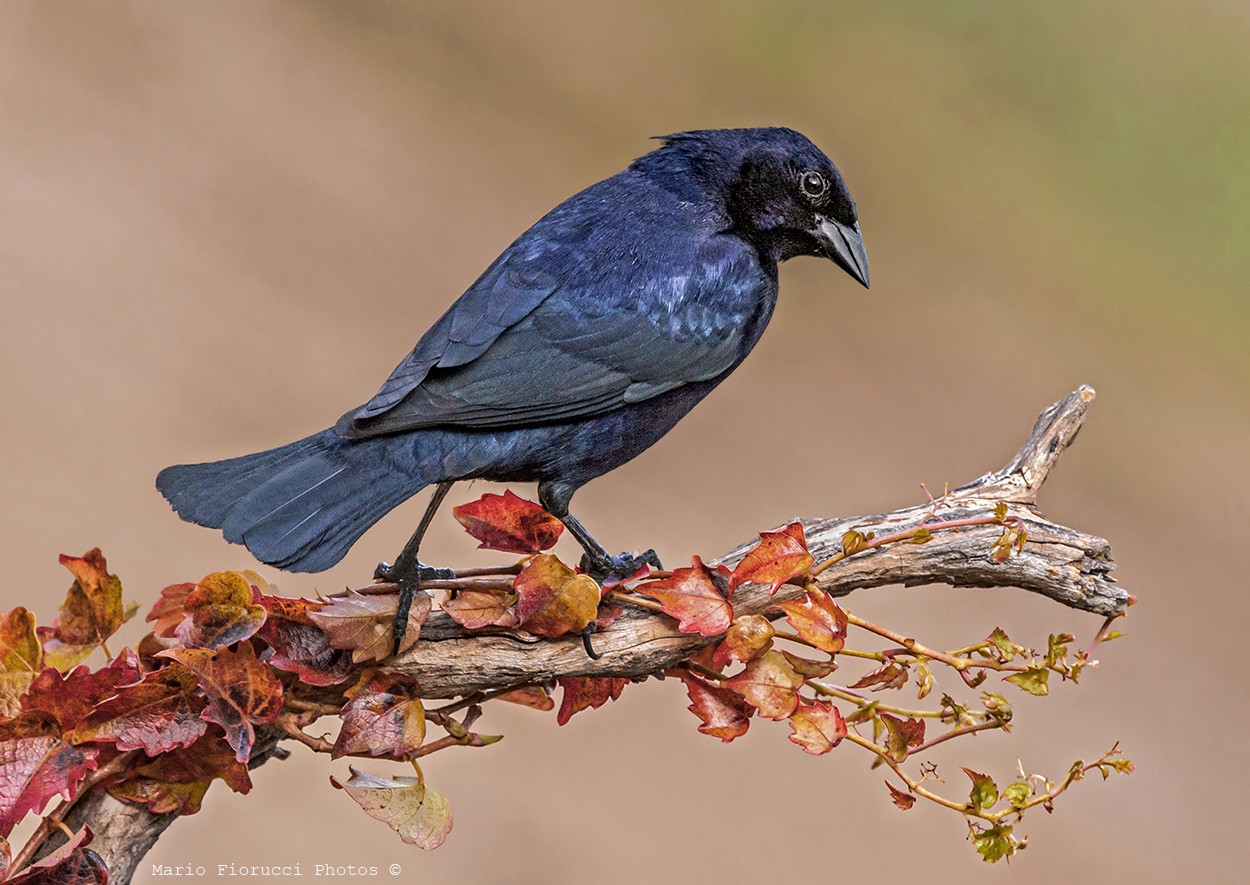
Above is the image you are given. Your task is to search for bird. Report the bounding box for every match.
[157,127,869,642]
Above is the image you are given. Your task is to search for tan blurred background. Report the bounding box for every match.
[2,1,1247,881]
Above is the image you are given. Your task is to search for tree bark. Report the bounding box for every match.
[28,385,1125,883]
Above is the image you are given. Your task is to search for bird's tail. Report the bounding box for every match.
[156,429,428,572]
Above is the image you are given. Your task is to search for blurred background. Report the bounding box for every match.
[2,1,1247,881]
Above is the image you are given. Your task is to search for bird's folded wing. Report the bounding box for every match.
[338,245,758,436]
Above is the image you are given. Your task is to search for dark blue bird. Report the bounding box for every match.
[157,127,869,621]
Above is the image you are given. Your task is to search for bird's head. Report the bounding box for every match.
[650,127,869,287]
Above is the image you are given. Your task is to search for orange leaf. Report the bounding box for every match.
[51,550,125,648]
[787,701,846,755]
[308,590,430,663]
[772,590,847,654]
[634,557,733,636]
[440,590,520,630]
[452,491,564,554]
[176,572,267,649]
[495,686,555,711]
[513,555,599,639]
[555,677,626,726]
[678,671,753,742]
[728,522,813,596]
[713,614,775,666]
[333,672,426,760]
[721,650,805,720]
[160,644,283,763]
[0,608,42,719]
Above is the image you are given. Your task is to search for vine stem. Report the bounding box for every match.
[842,731,983,817]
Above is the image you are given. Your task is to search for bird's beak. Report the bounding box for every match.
[816,216,870,289]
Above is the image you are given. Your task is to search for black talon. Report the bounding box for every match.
[579,548,664,584]
[581,622,602,660]
[381,482,457,654]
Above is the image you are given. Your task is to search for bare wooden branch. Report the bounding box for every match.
[391,385,1126,697]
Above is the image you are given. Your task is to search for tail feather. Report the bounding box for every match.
[157,429,428,572]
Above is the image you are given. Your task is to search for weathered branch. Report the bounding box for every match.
[25,385,1125,883]
[391,385,1125,697]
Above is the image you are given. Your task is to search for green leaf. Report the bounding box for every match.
[1005,667,1050,696]
[1003,781,1033,808]
[980,692,1014,723]
[993,502,1008,522]
[963,768,999,810]
[973,824,1018,863]
[915,659,933,700]
[986,627,1018,662]
[906,528,932,545]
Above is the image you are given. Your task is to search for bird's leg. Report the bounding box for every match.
[375,481,456,652]
[559,511,663,584]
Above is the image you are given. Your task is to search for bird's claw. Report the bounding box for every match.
[379,559,456,656]
[580,549,663,584]
[375,560,456,584]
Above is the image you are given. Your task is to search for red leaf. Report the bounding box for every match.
[850,662,909,692]
[1,608,43,719]
[159,644,283,764]
[256,597,353,686]
[51,550,126,648]
[109,729,251,815]
[678,671,753,742]
[787,701,846,755]
[440,590,520,630]
[72,664,207,755]
[2,824,100,885]
[145,583,195,639]
[713,614,775,666]
[513,555,599,639]
[308,590,430,663]
[495,686,554,711]
[880,713,926,762]
[728,522,813,596]
[722,650,805,720]
[452,491,564,554]
[20,654,141,733]
[0,733,98,838]
[555,677,626,726]
[175,572,267,649]
[771,590,847,654]
[885,781,916,810]
[634,557,733,636]
[333,672,426,760]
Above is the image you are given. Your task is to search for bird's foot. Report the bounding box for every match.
[374,560,456,585]
[375,559,456,656]
[579,549,663,585]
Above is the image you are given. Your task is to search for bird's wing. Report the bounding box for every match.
[349,255,563,422]
[338,239,763,436]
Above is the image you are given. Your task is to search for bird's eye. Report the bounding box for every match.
[799,171,827,199]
